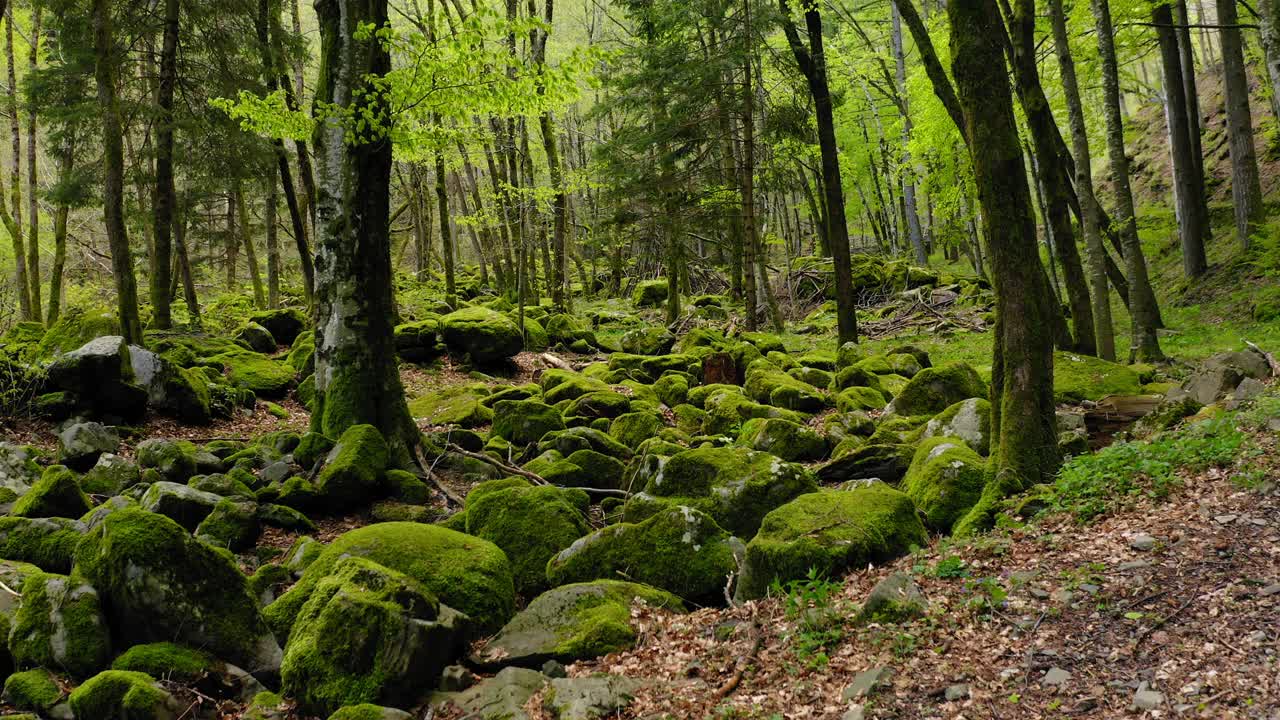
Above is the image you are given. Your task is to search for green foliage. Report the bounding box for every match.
[772,568,846,668]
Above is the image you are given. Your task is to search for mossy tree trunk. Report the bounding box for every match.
[92,0,144,346]
[24,6,40,323]
[949,0,1060,514]
[1216,0,1265,249]
[312,0,418,467]
[149,0,177,330]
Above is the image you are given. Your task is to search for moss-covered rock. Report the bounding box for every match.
[465,485,590,595]
[631,279,669,308]
[136,439,200,483]
[1053,351,1142,402]
[111,642,217,683]
[195,499,261,552]
[815,442,912,484]
[546,506,738,605]
[472,581,683,668]
[565,390,631,420]
[140,481,221,530]
[545,314,596,349]
[701,388,804,436]
[249,308,307,346]
[393,318,444,363]
[537,426,633,459]
[408,384,493,428]
[0,517,83,572]
[9,572,110,678]
[620,327,675,356]
[902,437,986,532]
[439,307,523,365]
[237,323,277,354]
[609,412,662,451]
[210,348,294,397]
[4,668,62,713]
[734,417,827,462]
[652,374,689,408]
[836,386,887,412]
[68,669,183,720]
[888,362,987,416]
[744,359,827,412]
[920,398,992,455]
[740,332,785,355]
[80,454,140,496]
[11,465,91,519]
[737,484,926,600]
[73,507,282,674]
[687,383,743,409]
[35,308,119,358]
[287,331,316,375]
[314,424,388,509]
[327,705,413,720]
[265,522,514,640]
[491,400,565,445]
[280,557,469,717]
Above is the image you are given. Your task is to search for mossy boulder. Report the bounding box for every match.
[439,307,523,365]
[314,424,389,509]
[68,670,183,720]
[734,417,827,462]
[35,308,119,358]
[536,426,632,459]
[609,412,662,451]
[901,437,986,532]
[541,370,610,404]
[0,517,83,573]
[136,438,199,483]
[815,443,913,484]
[566,390,631,419]
[836,386,887,412]
[652,374,689,407]
[887,362,987,416]
[620,327,676,356]
[1053,351,1142,402]
[327,705,414,720]
[687,383,743,409]
[740,332,785,354]
[545,506,739,605]
[737,484,926,600]
[491,400,565,446]
[280,557,469,717]
[265,522,514,639]
[73,507,282,674]
[465,485,590,595]
[287,331,317,375]
[210,348,295,397]
[744,360,827,412]
[12,465,92,519]
[44,336,148,423]
[195,499,261,552]
[249,308,307,346]
[111,642,218,683]
[920,398,992,455]
[702,387,804,436]
[237,323,277,354]
[393,318,444,363]
[631,279,669,308]
[4,668,62,714]
[409,384,493,428]
[472,581,683,669]
[545,314,596,348]
[8,572,111,678]
[140,482,221,531]
[57,421,121,471]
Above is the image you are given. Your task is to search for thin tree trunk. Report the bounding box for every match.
[891,3,927,266]
[23,5,39,321]
[4,4,30,321]
[174,199,200,327]
[236,184,267,308]
[1174,0,1204,180]
[92,0,143,345]
[1260,0,1280,121]
[1093,0,1163,362]
[266,166,281,308]
[1217,0,1266,248]
[46,141,74,327]
[1050,0,1115,360]
[150,0,178,329]
[435,148,456,308]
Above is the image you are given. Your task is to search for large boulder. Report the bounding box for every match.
[920,398,991,455]
[886,362,987,416]
[57,421,120,471]
[209,348,294,398]
[620,327,676,356]
[11,466,91,519]
[140,482,221,530]
[0,517,84,573]
[8,572,111,678]
[136,438,200,483]
[734,417,827,462]
[236,323,277,354]
[464,483,590,595]
[129,346,213,424]
[737,484,926,600]
[281,557,470,717]
[901,437,986,532]
[545,506,739,605]
[472,581,682,668]
[439,307,523,365]
[743,360,827,412]
[394,317,443,363]
[265,523,514,639]
[73,507,283,675]
[1181,348,1273,404]
[624,447,817,537]
[1053,351,1142,402]
[314,425,388,508]
[491,400,565,446]
[409,384,493,428]
[248,308,307,346]
[68,670,184,720]
[430,667,548,720]
[631,279,668,308]
[0,442,40,499]
[34,308,118,359]
[44,336,147,423]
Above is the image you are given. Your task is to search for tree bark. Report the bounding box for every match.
[1260,0,1280,121]
[779,0,857,343]
[174,198,201,327]
[1050,0,1115,360]
[1093,0,1163,362]
[92,0,144,345]
[3,4,29,322]
[23,5,39,322]
[312,0,418,466]
[236,184,267,308]
[150,0,178,329]
[891,3,927,266]
[949,0,1060,522]
[1174,0,1204,180]
[1217,0,1266,249]
[435,147,457,308]
[46,141,74,327]
[266,165,281,308]
[1154,2,1211,278]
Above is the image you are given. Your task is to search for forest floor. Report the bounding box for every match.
[556,412,1280,720]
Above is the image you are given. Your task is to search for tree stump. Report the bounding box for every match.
[703,352,736,386]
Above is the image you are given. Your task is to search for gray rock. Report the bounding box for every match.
[1129,533,1158,551]
[1182,349,1271,404]
[1055,410,1086,433]
[46,336,148,423]
[129,346,212,424]
[439,665,477,692]
[8,573,110,678]
[841,706,865,720]
[260,461,293,485]
[1233,377,1266,402]
[545,676,642,720]
[57,421,120,471]
[1132,689,1164,711]
[141,481,222,531]
[944,683,970,701]
[0,441,39,497]
[81,453,140,496]
[859,572,927,623]
[432,667,548,720]
[1041,667,1071,687]
[1258,583,1280,597]
[842,666,894,700]
[922,398,991,455]
[541,659,567,678]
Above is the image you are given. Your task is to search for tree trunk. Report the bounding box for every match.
[1174,0,1204,180]
[4,4,30,322]
[779,2,857,343]
[1154,2,1210,278]
[266,166,281,308]
[23,5,40,322]
[1093,0,1163,362]
[236,184,267,308]
[891,3,927,266]
[949,0,1060,527]
[1260,0,1280,121]
[150,0,178,329]
[92,0,144,345]
[1050,0,1115,360]
[225,191,239,289]
[174,200,201,327]
[46,141,74,327]
[1217,0,1266,249]
[312,0,418,466]
[434,148,456,308]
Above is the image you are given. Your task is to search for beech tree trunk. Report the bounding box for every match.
[1217,0,1265,249]
[949,0,1060,529]
[92,0,144,345]
[46,142,74,327]
[151,0,178,329]
[23,5,39,322]
[312,0,418,466]
[236,184,267,308]
[891,3,927,266]
[174,200,201,327]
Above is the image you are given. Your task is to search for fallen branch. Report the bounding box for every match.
[540,353,575,372]
[446,443,549,485]
[412,442,466,507]
[713,614,763,700]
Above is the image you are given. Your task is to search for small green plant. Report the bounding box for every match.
[771,568,846,668]
[933,556,969,578]
[962,576,1008,614]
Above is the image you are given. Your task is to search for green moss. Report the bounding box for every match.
[327,705,412,720]
[111,643,216,681]
[545,506,739,605]
[738,484,927,599]
[210,348,295,397]
[12,465,92,519]
[744,359,827,412]
[4,668,62,711]
[889,362,987,416]
[35,308,118,358]
[701,389,804,436]
[902,437,987,532]
[439,307,524,364]
[0,517,82,572]
[136,439,199,483]
[491,400,565,445]
[9,572,110,678]
[408,384,494,427]
[734,417,827,462]
[564,449,626,489]
[652,374,689,407]
[265,522,514,639]
[195,499,260,551]
[536,426,633,459]
[1053,350,1142,402]
[540,370,610,404]
[466,485,590,595]
[294,431,335,469]
[609,412,662,451]
[68,670,177,719]
[687,383,743,409]
[836,386,888,412]
[631,279,669,307]
[920,398,992,455]
[740,332,785,354]
[315,424,389,508]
